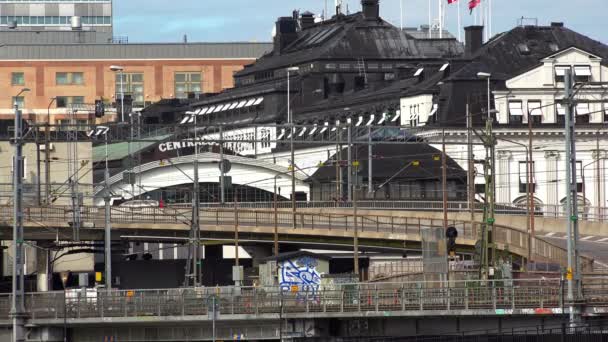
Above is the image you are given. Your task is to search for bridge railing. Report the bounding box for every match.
[192,201,608,223]
[2,205,593,271]
[0,278,587,321]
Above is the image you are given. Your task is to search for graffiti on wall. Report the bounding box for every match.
[279,256,322,298]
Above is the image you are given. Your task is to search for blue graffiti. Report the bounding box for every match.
[279,257,322,300]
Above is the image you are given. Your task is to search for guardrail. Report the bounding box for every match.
[182,200,608,223]
[0,279,596,322]
[0,205,593,271]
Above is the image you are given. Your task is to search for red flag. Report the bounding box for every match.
[448,0,458,4]
[469,0,480,13]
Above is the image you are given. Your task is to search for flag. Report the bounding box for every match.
[448,0,458,4]
[469,0,480,13]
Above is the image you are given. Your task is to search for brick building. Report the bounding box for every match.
[0,40,271,125]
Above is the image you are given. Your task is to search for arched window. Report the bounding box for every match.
[512,196,544,214]
[560,196,591,219]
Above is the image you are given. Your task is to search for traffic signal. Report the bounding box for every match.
[95,100,105,118]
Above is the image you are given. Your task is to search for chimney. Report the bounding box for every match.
[464,26,484,57]
[300,11,315,30]
[274,17,298,54]
[361,0,380,20]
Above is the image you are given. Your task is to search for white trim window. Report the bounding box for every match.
[574,65,592,83]
[518,161,535,193]
[576,103,590,116]
[528,100,543,124]
[508,101,524,123]
[555,66,571,83]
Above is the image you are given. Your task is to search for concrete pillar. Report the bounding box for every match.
[35,245,51,292]
[243,245,273,268]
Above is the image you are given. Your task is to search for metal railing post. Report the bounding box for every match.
[419,284,423,311]
[465,287,469,310]
[492,286,497,310]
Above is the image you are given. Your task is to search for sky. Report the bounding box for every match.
[113,0,607,44]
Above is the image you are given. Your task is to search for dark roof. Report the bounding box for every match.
[237,12,463,77]
[448,25,608,81]
[310,140,466,182]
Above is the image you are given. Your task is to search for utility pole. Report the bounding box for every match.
[192,117,201,286]
[11,101,26,342]
[467,103,475,222]
[527,108,535,263]
[347,124,353,202]
[103,128,112,290]
[219,126,225,204]
[564,69,581,324]
[442,129,448,229]
[368,126,373,194]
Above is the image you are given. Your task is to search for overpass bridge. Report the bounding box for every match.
[0,278,608,341]
[0,204,595,271]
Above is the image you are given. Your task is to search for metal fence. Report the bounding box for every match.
[0,205,594,271]
[0,279,597,322]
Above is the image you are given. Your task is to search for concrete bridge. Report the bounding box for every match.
[0,204,596,270]
[0,278,607,341]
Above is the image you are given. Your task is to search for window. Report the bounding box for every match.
[508,101,523,123]
[56,72,84,85]
[518,161,536,193]
[12,96,24,108]
[116,73,144,106]
[574,65,591,83]
[11,72,24,86]
[576,103,590,124]
[528,100,543,124]
[56,96,85,108]
[174,72,202,99]
[556,103,566,125]
[604,103,608,122]
[555,66,571,83]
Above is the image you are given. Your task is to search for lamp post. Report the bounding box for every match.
[286,66,300,229]
[274,175,283,258]
[109,66,125,122]
[60,271,70,342]
[11,87,29,342]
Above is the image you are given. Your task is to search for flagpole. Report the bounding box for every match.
[489,0,492,38]
[428,0,432,38]
[458,0,462,42]
[400,0,403,30]
[438,0,442,38]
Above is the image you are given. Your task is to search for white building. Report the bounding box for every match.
[400,25,608,218]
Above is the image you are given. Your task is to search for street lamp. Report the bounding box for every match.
[477,72,492,120]
[286,66,300,229]
[109,65,125,122]
[274,175,283,258]
[60,271,70,342]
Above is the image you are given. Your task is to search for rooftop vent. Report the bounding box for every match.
[361,0,380,20]
[464,26,484,57]
[551,22,564,28]
[7,20,16,29]
[301,11,315,30]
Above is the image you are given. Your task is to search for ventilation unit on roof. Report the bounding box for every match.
[71,16,82,30]
[549,43,559,52]
[7,20,17,29]
[517,43,531,55]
